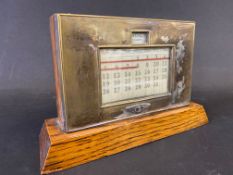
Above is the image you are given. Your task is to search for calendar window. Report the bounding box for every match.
[100,47,171,105]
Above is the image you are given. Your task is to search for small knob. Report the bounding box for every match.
[124,103,151,114]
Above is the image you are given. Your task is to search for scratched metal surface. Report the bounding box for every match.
[0,0,233,175]
[53,14,195,132]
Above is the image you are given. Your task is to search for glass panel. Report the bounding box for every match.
[131,32,148,44]
[100,47,170,105]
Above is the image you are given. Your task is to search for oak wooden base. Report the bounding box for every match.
[39,102,208,174]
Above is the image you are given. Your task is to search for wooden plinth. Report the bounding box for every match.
[39,102,208,174]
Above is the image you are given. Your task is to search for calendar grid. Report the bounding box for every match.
[100,48,170,105]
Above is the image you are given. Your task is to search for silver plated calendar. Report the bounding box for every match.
[50,14,195,132]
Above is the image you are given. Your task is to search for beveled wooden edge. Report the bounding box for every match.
[39,102,208,174]
[39,123,50,172]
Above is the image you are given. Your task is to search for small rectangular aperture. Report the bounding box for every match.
[131,31,149,45]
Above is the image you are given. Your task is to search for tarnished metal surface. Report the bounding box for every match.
[51,14,195,132]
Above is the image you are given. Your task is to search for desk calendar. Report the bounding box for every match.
[39,14,208,174]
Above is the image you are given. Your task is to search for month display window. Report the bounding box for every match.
[100,47,171,105]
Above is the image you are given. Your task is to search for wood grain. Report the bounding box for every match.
[39,102,208,174]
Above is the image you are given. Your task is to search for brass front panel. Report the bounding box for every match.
[52,14,195,132]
